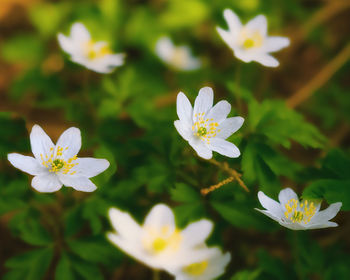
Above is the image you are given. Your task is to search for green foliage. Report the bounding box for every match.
[0,0,348,279]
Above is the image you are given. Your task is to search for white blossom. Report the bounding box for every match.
[58,22,124,73]
[107,204,215,272]
[155,37,201,71]
[256,188,342,230]
[174,86,244,159]
[170,246,231,280]
[217,9,290,67]
[8,125,110,193]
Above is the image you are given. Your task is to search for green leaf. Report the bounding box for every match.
[55,254,75,280]
[303,179,350,210]
[68,237,119,265]
[5,248,53,280]
[231,269,261,280]
[211,201,276,231]
[1,34,44,65]
[170,183,200,203]
[71,258,104,280]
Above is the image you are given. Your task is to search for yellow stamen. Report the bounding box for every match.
[183,261,208,276]
[284,199,316,224]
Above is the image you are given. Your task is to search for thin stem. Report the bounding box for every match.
[234,63,242,113]
[201,176,235,195]
[287,43,350,108]
[203,158,249,193]
[153,270,160,280]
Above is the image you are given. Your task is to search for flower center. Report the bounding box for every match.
[240,30,263,49]
[192,113,220,144]
[284,199,316,224]
[183,261,208,276]
[84,40,112,60]
[143,226,182,255]
[41,146,78,175]
[170,48,187,68]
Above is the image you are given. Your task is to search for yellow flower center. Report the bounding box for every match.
[152,238,167,252]
[143,226,182,255]
[41,146,78,175]
[284,199,316,224]
[183,261,208,276]
[84,40,112,60]
[192,113,220,144]
[240,30,263,49]
[170,48,187,68]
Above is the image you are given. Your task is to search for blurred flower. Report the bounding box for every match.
[57,22,124,73]
[155,37,201,71]
[217,9,290,67]
[169,247,231,280]
[256,188,342,230]
[174,86,244,159]
[107,204,215,272]
[8,125,110,193]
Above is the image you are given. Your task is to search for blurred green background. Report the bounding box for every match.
[0,0,349,279]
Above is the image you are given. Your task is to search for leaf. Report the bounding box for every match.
[55,254,75,280]
[211,201,277,231]
[71,257,104,280]
[93,144,117,186]
[303,179,350,210]
[170,183,200,203]
[5,248,53,280]
[231,269,261,280]
[68,237,119,265]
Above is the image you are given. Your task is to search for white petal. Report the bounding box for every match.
[182,219,213,247]
[217,27,235,49]
[257,191,283,218]
[174,120,192,141]
[155,37,174,61]
[58,175,97,192]
[70,22,90,42]
[193,87,213,121]
[55,127,81,160]
[107,233,159,269]
[310,202,342,224]
[255,208,282,224]
[144,204,176,230]
[208,138,240,158]
[223,9,242,36]
[205,100,231,124]
[263,36,290,53]
[108,208,142,240]
[278,188,299,207]
[254,54,279,67]
[57,34,74,54]
[30,125,55,162]
[176,92,193,126]
[183,56,201,70]
[74,158,110,178]
[8,153,46,175]
[246,15,267,36]
[188,140,213,159]
[217,117,244,139]
[234,48,254,63]
[279,221,307,230]
[32,174,62,193]
[105,53,125,66]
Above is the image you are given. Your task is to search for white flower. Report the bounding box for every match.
[174,86,244,159]
[155,37,201,71]
[256,188,342,230]
[217,9,290,67]
[8,125,110,193]
[57,22,124,73]
[107,204,215,272]
[169,247,231,280]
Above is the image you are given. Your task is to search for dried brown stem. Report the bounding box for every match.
[287,43,350,108]
[200,159,249,195]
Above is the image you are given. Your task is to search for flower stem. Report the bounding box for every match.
[153,270,160,280]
